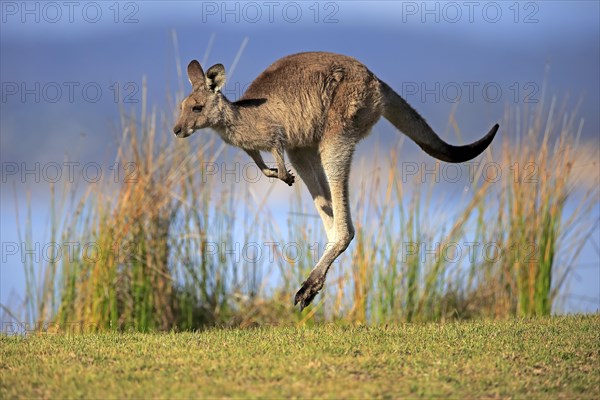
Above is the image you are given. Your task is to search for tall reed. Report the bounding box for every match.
[9,82,597,330]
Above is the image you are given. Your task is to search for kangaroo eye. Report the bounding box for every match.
[192,105,204,113]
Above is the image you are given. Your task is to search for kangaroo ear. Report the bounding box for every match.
[187,60,205,89]
[205,64,226,92]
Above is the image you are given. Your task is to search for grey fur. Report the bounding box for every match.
[173,52,498,310]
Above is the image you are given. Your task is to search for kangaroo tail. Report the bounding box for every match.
[380,80,498,163]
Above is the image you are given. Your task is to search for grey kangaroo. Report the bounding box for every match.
[173,52,498,310]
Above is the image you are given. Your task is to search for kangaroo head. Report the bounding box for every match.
[173,60,226,138]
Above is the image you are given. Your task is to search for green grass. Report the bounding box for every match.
[2,316,598,398]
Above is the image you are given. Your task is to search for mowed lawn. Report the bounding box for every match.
[1,316,598,398]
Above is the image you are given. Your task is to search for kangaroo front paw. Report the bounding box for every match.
[294,277,323,311]
[265,168,294,185]
[282,171,295,186]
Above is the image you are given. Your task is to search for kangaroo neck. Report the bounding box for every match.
[213,96,248,147]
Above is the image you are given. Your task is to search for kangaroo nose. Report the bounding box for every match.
[173,125,182,136]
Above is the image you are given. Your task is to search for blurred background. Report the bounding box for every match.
[1,1,598,329]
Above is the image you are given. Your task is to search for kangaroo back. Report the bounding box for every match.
[380,81,498,163]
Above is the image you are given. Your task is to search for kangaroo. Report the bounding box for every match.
[173,52,498,310]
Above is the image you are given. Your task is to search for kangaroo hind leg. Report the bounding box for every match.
[287,147,335,242]
[293,141,356,310]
